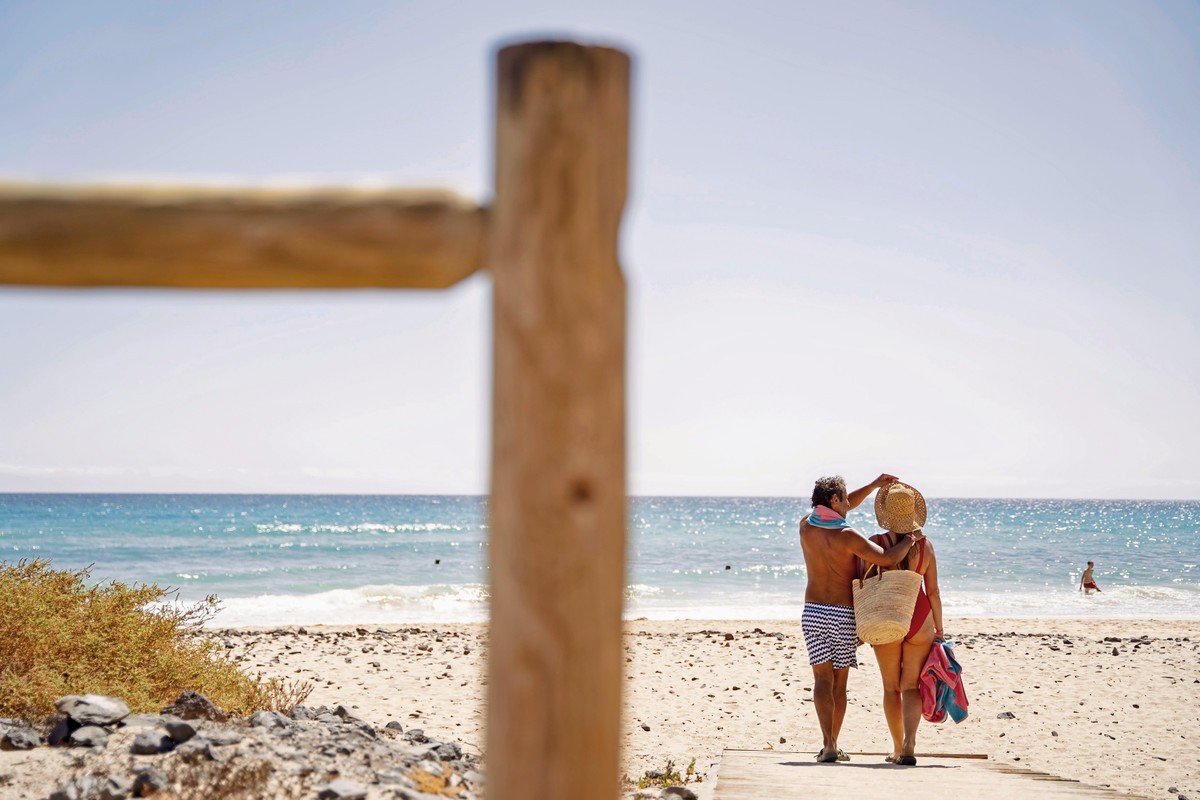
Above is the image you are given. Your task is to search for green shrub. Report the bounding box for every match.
[0,559,311,721]
[638,759,685,789]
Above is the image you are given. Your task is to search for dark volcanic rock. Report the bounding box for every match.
[131,767,169,796]
[160,691,226,722]
[318,778,368,799]
[403,728,429,744]
[174,737,217,763]
[49,774,131,800]
[69,725,111,749]
[160,716,196,744]
[375,768,412,786]
[28,693,486,800]
[47,715,75,746]
[130,729,174,755]
[203,728,243,747]
[99,774,132,800]
[435,741,462,761]
[663,787,699,800]
[120,714,165,729]
[0,726,42,750]
[290,705,318,721]
[249,710,290,730]
[345,718,376,739]
[49,775,97,800]
[55,694,131,727]
[334,705,360,721]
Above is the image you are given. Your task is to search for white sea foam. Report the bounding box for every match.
[740,564,806,576]
[940,584,1200,619]
[253,522,470,535]
[200,580,1200,627]
[208,583,491,627]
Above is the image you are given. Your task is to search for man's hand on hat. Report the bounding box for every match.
[873,473,899,488]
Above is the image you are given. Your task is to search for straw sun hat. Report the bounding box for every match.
[874,482,927,533]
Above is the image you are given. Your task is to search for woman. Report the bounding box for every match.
[866,482,943,766]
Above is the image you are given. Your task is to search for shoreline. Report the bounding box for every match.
[201,614,1200,633]
[218,617,1198,798]
[197,588,1200,628]
[209,614,1200,631]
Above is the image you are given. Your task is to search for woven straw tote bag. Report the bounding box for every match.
[852,563,923,645]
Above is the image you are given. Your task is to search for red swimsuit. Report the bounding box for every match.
[905,539,931,642]
[861,533,930,642]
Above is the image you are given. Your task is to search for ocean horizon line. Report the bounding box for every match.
[3,491,1199,503]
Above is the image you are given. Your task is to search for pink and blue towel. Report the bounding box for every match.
[807,505,852,529]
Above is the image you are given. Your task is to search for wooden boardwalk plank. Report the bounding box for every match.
[712,749,1146,800]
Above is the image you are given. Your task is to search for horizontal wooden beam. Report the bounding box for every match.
[0,183,487,289]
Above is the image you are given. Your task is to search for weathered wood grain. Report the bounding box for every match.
[0,183,486,289]
[487,40,631,800]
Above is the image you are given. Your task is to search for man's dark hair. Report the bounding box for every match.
[811,475,847,508]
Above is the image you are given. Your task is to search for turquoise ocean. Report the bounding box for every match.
[2,494,1197,626]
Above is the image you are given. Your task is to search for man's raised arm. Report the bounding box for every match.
[846,528,923,568]
[846,473,898,511]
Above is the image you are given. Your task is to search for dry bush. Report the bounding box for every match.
[0,559,311,721]
[243,670,315,716]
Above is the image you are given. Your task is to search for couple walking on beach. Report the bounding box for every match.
[799,473,944,765]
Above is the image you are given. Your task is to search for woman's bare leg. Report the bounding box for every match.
[899,620,936,757]
[873,641,904,759]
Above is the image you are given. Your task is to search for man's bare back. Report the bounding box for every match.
[799,473,922,606]
[801,520,920,605]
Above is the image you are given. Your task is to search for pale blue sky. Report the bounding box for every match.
[1,1,1197,498]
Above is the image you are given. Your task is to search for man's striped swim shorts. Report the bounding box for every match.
[801,603,858,669]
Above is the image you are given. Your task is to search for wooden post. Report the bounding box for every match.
[488,41,629,800]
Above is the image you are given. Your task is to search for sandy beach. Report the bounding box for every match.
[220,617,1199,798]
[2,616,1196,799]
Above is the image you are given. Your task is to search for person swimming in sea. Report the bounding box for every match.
[1079,560,1102,595]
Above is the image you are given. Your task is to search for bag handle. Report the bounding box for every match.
[858,530,898,584]
[857,562,881,588]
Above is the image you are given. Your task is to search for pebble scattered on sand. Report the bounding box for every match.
[2,621,1196,800]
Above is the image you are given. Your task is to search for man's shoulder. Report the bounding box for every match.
[799,522,869,550]
[817,526,868,549]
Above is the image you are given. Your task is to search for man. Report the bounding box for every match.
[799,473,925,763]
[1080,561,1101,594]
